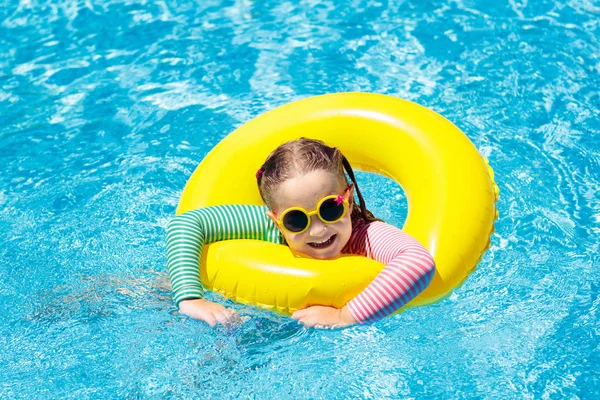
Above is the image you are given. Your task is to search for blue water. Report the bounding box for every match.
[1,0,599,398]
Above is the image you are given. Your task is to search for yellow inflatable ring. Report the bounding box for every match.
[177,93,498,314]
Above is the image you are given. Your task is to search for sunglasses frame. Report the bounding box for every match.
[276,192,350,235]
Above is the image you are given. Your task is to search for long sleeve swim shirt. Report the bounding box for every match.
[166,205,435,323]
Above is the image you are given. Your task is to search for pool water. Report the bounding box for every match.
[1,0,599,398]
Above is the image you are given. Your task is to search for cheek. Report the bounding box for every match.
[336,216,353,237]
[282,231,305,247]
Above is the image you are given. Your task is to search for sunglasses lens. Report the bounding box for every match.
[282,210,309,233]
[319,198,345,222]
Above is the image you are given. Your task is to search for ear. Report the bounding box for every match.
[266,210,279,227]
[346,184,355,206]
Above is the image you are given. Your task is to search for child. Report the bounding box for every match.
[167,138,435,327]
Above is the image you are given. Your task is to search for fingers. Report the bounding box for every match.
[202,310,232,327]
[205,315,217,327]
[292,311,318,328]
[210,308,249,328]
[291,306,344,329]
[180,299,246,327]
[300,319,317,328]
[292,306,326,320]
[213,308,235,324]
[291,309,308,320]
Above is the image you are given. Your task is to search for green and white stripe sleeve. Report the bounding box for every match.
[166,204,282,306]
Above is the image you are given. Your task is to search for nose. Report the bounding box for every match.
[308,215,327,236]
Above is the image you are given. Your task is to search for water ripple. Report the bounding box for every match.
[1,0,599,398]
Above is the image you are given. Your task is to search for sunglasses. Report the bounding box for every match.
[275,193,349,234]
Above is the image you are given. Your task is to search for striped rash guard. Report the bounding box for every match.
[166,205,435,323]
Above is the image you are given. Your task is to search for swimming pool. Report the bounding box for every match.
[1,0,598,398]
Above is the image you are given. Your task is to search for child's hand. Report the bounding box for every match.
[291,305,357,328]
[179,298,237,326]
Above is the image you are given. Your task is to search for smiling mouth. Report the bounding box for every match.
[307,234,337,249]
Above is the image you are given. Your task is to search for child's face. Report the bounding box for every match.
[266,170,354,260]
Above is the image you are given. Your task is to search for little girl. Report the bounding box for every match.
[167,138,435,327]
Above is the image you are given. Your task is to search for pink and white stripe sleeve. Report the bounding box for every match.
[346,221,436,323]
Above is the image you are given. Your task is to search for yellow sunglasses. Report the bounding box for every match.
[276,193,349,234]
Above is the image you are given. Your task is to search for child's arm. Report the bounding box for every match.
[346,221,436,323]
[166,205,281,309]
